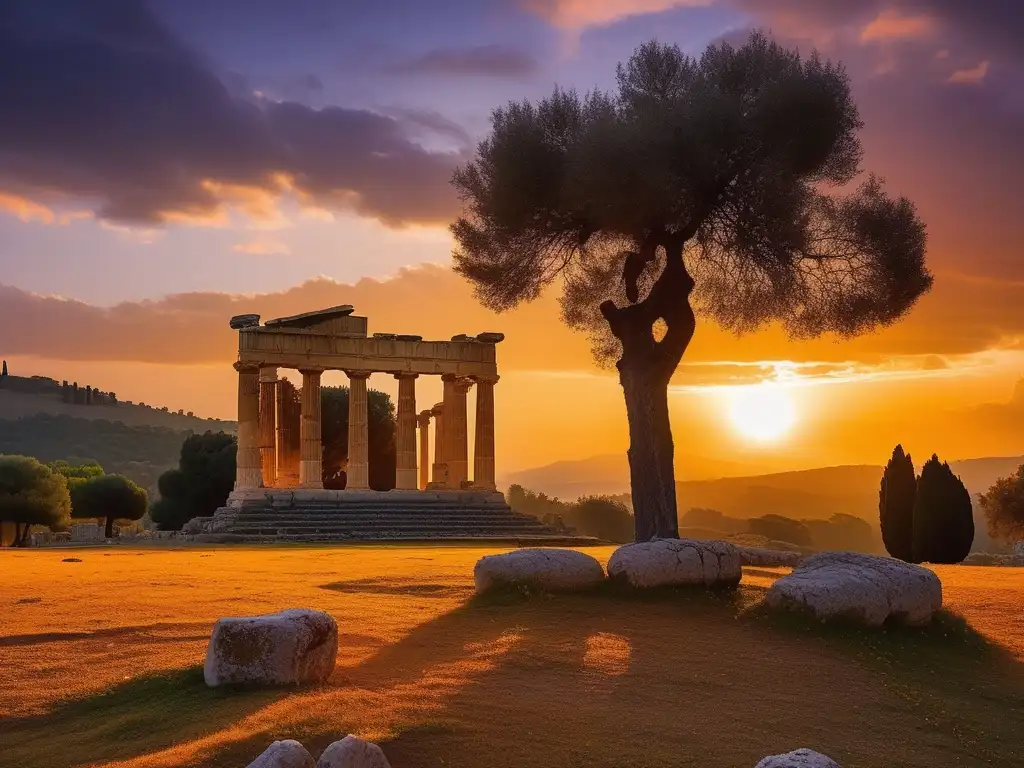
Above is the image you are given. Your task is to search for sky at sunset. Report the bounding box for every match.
[1,0,1023,479]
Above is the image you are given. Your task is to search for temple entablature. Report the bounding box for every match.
[230,305,502,377]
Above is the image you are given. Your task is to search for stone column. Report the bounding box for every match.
[395,374,418,490]
[299,369,323,489]
[234,362,263,489]
[429,401,445,487]
[346,371,371,491]
[258,367,278,487]
[448,377,472,489]
[441,376,459,484]
[277,378,301,488]
[417,410,431,490]
[473,375,498,491]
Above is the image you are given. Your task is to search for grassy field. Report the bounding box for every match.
[1,545,1022,768]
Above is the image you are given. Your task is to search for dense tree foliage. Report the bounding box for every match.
[70,474,148,538]
[879,444,916,560]
[49,459,105,482]
[0,455,71,546]
[452,34,931,541]
[507,484,635,542]
[912,454,974,564]
[151,432,236,530]
[320,386,396,491]
[978,465,1024,545]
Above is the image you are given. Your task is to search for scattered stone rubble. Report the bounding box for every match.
[246,736,390,768]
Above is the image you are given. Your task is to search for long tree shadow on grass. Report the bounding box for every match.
[9,580,1023,768]
[0,665,291,768]
[204,582,1024,768]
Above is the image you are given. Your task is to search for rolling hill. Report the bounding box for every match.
[508,453,1024,552]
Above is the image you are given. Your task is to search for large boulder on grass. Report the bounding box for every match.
[474,548,604,594]
[765,551,941,626]
[607,538,742,589]
[754,748,841,767]
[247,740,315,768]
[317,735,391,768]
[204,608,338,687]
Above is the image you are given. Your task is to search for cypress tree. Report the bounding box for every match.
[913,454,975,563]
[879,444,916,561]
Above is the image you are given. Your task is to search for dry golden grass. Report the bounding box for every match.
[1,546,1022,768]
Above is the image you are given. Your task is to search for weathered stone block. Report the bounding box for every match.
[765,551,942,626]
[247,740,315,768]
[608,538,742,589]
[204,608,338,687]
[316,735,391,768]
[474,548,605,593]
[754,748,841,767]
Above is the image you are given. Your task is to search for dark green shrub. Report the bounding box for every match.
[151,432,236,530]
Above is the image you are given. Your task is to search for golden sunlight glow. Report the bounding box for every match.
[726,384,797,442]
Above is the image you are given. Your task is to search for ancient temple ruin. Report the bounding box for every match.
[199,305,573,541]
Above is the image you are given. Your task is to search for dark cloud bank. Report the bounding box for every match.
[0,0,465,225]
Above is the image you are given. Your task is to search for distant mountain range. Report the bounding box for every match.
[505,453,1024,552]
[501,452,786,500]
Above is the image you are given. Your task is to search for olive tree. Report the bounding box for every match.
[0,455,71,546]
[71,474,148,539]
[451,34,931,540]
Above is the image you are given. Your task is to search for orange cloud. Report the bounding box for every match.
[0,192,55,224]
[0,263,1022,380]
[524,0,712,29]
[948,60,990,84]
[860,8,937,42]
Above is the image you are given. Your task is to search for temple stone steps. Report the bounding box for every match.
[206,489,588,543]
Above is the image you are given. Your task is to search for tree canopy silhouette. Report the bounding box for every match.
[879,444,916,561]
[70,473,148,538]
[0,454,71,546]
[978,465,1024,546]
[451,34,931,540]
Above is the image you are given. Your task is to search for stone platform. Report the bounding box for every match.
[190,490,594,544]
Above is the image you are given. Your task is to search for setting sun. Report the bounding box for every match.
[726,384,797,442]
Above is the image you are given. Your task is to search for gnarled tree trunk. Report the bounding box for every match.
[105,516,115,539]
[603,233,696,541]
[621,364,678,540]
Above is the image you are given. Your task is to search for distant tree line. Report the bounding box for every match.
[879,446,974,563]
[0,456,147,545]
[679,507,878,553]
[507,484,635,543]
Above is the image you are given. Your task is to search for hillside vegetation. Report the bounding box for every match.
[0,414,191,498]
